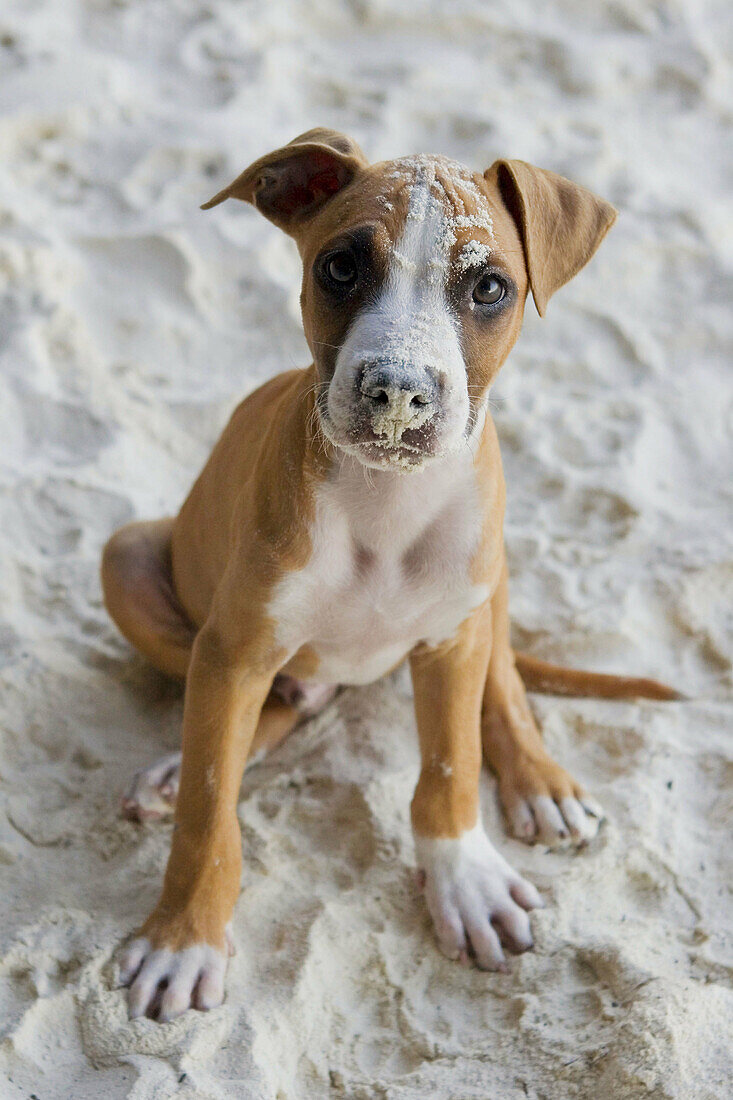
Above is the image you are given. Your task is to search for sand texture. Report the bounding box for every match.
[0,0,731,1097]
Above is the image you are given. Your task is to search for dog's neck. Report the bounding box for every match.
[314,418,490,561]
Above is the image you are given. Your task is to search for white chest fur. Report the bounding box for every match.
[269,451,490,685]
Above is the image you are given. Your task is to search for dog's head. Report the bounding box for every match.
[203,129,616,472]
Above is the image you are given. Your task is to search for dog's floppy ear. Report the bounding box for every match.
[485,159,617,316]
[201,128,368,233]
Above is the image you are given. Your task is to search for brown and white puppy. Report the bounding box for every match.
[102,129,676,1022]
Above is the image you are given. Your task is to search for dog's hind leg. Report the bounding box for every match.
[102,518,195,679]
[120,697,315,822]
[103,519,337,821]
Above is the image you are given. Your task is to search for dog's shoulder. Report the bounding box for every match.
[226,368,306,434]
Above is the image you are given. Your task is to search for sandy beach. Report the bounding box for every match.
[0,0,731,1096]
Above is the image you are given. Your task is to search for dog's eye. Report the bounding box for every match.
[473,274,505,305]
[325,251,357,286]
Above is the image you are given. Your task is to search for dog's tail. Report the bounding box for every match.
[513,652,684,701]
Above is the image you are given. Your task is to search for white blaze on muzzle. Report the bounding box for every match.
[327,169,474,458]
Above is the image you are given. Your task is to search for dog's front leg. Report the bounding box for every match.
[119,618,280,1021]
[410,606,543,971]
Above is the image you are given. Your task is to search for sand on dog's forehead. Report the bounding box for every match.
[367,155,496,258]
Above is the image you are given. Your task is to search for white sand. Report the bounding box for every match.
[1,1,731,1097]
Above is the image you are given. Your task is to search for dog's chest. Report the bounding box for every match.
[270,457,489,685]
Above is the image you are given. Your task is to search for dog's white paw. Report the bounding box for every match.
[497,753,605,847]
[118,926,234,1021]
[508,793,604,847]
[414,823,543,970]
[121,751,181,822]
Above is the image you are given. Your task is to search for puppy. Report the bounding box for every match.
[102,129,676,1021]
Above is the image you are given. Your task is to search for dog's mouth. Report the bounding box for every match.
[314,398,437,472]
[352,438,429,470]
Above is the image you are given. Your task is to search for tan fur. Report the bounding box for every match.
[103,130,677,1011]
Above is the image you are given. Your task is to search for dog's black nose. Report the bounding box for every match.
[359,361,438,411]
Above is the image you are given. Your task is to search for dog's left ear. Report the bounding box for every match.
[485,159,617,316]
[201,128,368,234]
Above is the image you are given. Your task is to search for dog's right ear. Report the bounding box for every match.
[201,128,368,233]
